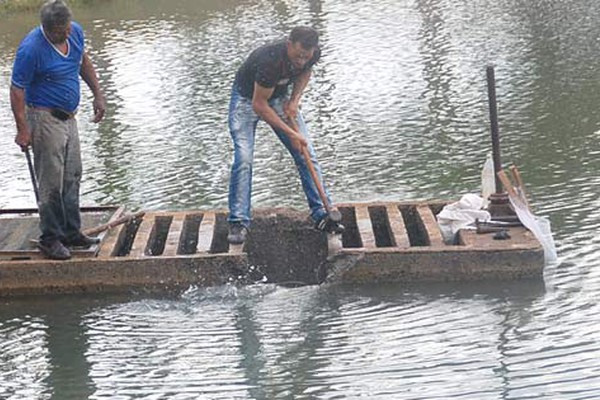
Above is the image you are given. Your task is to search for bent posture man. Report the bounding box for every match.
[10,0,106,260]
[227,26,344,244]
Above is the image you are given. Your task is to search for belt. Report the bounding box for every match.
[28,105,77,121]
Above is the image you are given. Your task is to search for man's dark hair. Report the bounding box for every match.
[289,27,319,49]
[40,0,72,29]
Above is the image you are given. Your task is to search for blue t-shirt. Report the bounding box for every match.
[11,22,85,113]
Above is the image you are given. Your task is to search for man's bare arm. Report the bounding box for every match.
[286,68,311,118]
[10,85,31,149]
[252,83,307,150]
[79,52,106,123]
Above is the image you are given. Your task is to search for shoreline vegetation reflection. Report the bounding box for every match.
[0,0,103,16]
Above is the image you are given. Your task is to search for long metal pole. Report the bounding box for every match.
[486,66,503,194]
[24,147,40,205]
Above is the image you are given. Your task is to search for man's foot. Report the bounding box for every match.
[315,214,345,234]
[227,223,249,245]
[63,232,101,248]
[38,240,72,260]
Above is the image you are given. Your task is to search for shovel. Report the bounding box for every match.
[287,116,341,223]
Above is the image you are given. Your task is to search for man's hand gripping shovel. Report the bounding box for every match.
[286,116,342,226]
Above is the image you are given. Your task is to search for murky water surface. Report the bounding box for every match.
[1,0,600,398]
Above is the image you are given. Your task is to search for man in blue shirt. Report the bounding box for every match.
[10,0,106,260]
[227,27,344,244]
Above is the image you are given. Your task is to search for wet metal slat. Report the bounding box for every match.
[416,205,445,247]
[129,215,155,257]
[386,204,410,248]
[162,213,185,257]
[196,212,215,253]
[355,205,376,249]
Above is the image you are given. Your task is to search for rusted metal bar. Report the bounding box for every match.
[486,66,504,194]
[24,148,40,205]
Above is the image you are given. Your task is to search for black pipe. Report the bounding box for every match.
[486,66,503,194]
[24,147,40,205]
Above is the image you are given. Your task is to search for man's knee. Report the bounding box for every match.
[232,145,254,171]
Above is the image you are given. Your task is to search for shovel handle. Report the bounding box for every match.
[288,117,333,213]
[83,211,145,236]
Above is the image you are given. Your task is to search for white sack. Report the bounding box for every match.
[437,193,491,243]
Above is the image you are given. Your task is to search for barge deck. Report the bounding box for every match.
[0,202,544,296]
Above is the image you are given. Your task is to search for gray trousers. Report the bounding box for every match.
[27,108,82,243]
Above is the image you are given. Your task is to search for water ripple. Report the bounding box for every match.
[1,0,600,398]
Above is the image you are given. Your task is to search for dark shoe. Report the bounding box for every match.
[64,232,101,248]
[315,214,345,234]
[227,223,248,245]
[38,240,72,260]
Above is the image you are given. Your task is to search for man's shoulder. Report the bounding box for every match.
[70,21,85,44]
[253,40,286,61]
[20,26,44,48]
[71,21,84,34]
[260,39,286,51]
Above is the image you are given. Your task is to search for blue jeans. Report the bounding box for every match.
[227,84,332,227]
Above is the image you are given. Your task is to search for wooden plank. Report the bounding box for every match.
[97,222,127,258]
[355,205,376,249]
[0,218,22,243]
[196,212,215,253]
[128,215,155,258]
[0,218,39,251]
[82,205,126,237]
[0,218,29,250]
[0,250,43,261]
[386,204,410,248]
[0,251,95,261]
[416,205,445,247]
[162,213,186,257]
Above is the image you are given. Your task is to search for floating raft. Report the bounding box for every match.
[0,202,544,296]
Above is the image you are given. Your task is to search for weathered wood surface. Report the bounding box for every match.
[0,207,120,260]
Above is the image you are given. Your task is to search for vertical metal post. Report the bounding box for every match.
[484,66,515,219]
[486,66,503,194]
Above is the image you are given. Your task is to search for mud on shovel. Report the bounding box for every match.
[286,116,361,284]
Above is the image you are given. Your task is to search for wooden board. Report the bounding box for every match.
[0,207,121,260]
[162,213,186,257]
[196,212,215,254]
[355,205,376,249]
[386,204,410,248]
[416,205,445,247]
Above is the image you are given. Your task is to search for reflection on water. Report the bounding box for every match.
[1,0,600,398]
